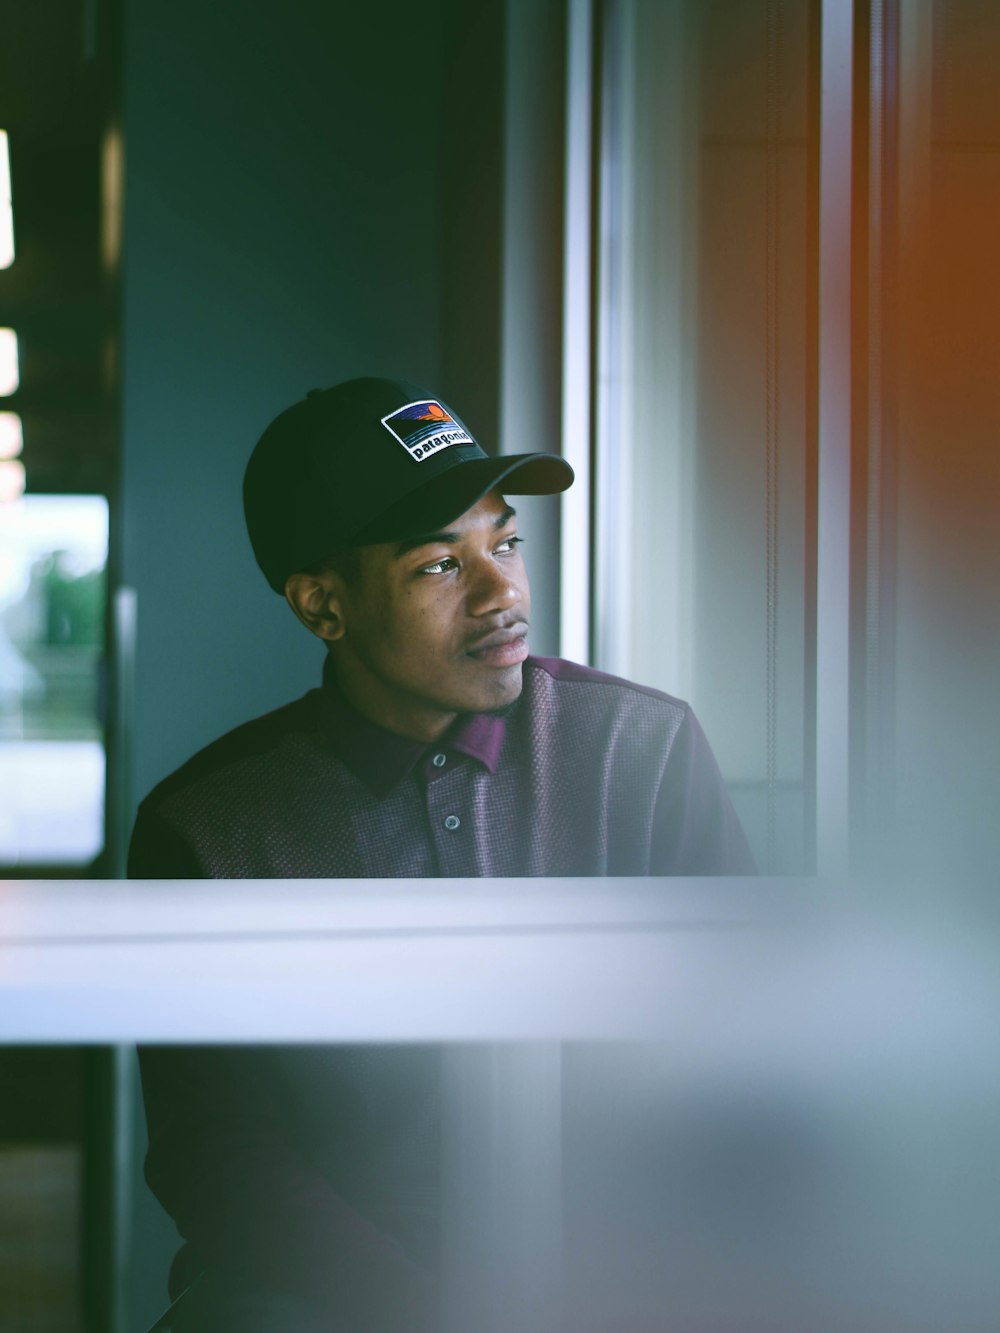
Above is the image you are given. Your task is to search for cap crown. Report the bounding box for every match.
[244,376,574,592]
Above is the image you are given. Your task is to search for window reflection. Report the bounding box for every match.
[0,494,108,865]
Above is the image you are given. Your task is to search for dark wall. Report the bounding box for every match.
[121,0,503,815]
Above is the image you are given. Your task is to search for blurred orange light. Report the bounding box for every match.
[0,328,18,395]
[0,411,22,458]
[0,459,25,502]
[101,125,123,273]
[0,130,12,269]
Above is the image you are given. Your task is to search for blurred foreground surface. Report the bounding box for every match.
[1,876,997,1330]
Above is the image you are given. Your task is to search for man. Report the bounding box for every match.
[131,377,753,1330]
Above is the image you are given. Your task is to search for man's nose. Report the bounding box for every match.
[467,557,520,617]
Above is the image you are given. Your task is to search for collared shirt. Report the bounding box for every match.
[128,655,754,879]
[132,657,753,1321]
[315,653,507,796]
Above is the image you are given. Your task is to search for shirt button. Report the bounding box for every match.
[443,814,461,831]
[432,753,447,768]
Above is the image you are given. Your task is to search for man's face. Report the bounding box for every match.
[330,490,531,741]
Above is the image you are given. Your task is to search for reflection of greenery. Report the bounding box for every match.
[13,648,103,739]
[41,553,105,647]
[0,553,106,740]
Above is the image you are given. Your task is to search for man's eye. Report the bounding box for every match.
[496,535,524,555]
[419,557,457,575]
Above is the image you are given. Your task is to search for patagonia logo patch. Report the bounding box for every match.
[381,400,474,462]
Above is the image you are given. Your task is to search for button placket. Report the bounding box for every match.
[424,761,473,871]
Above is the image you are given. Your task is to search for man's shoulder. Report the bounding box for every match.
[524,656,689,716]
[137,688,324,814]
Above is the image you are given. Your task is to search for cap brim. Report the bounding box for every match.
[348,453,574,546]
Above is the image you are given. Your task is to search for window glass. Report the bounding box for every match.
[595,0,814,871]
[0,494,108,865]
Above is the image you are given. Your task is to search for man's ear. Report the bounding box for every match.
[284,570,347,643]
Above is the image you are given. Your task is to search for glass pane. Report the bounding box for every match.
[0,494,108,866]
[596,0,815,871]
[882,0,1000,880]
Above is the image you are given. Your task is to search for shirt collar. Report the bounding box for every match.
[320,655,508,796]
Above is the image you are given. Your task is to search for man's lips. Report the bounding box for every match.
[465,623,530,666]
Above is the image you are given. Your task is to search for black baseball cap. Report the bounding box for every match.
[244,376,574,593]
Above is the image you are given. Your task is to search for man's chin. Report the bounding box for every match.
[457,672,524,720]
[477,695,522,720]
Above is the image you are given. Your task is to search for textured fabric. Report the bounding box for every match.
[129,656,754,880]
[132,656,753,1326]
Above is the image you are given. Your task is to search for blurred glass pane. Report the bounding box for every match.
[595,0,814,872]
[0,495,108,865]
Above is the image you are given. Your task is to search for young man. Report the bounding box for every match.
[129,376,752,880]
[130,377,753,1332]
